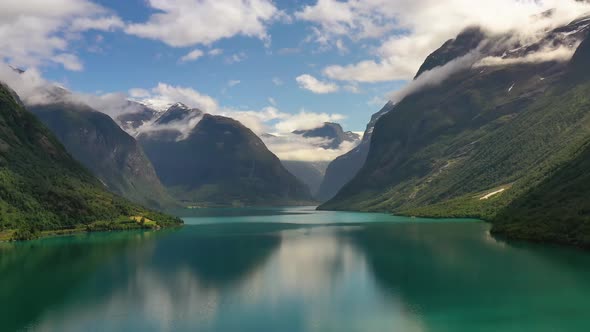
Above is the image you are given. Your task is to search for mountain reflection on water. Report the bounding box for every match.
[1,207,590,332]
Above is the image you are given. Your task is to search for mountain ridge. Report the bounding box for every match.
[139,113,313,206]
[0,83,181,240]
[30,101,176,209]
[319,18,590,247]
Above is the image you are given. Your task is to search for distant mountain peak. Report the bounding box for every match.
[415,26,486,79]
[293,122,360,150]
[153,103,203,126]
[138,110,312,206]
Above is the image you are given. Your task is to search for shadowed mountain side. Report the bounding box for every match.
[316,102,393,202]
[319,19,590,247]
[30,102,176,209]
[139,114,313,206]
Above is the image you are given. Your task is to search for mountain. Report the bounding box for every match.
[316,102,393,202]
[415,27,485,78]
[490,33,590,248]
[153,103,202,125]
[139,114,313,206]
[293,122,360,149]
[281,160,330,196]
[288,121,361,197]
[320,17,590,246]
[0,83,181,240]
[29,102,176,209]
[571,23,590,72]
[116,101,158,132]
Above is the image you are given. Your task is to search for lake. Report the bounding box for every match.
[1,207,590,331]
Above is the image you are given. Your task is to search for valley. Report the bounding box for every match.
[3,1,590,331]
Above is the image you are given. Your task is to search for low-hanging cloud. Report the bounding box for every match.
[388,50,483,103]
[301,0,590,83]
[475,44,582,67]
[262,134,360,162]
[0,62,354,163]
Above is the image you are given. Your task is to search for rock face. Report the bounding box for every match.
[0,83,179,234]
[415,27,486,78]
[320,17,590,247]
[116,102,158,132]
[139,114,313,206]
[30,102,175,209]
[570,24,590,72]
[152,103,202,125]
[316,102,393,202]
[293,122,360,149]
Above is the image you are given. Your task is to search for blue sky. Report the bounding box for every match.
[1,0,587,134]
[17,0,412,132]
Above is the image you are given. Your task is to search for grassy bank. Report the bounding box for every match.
[0,214,183,242]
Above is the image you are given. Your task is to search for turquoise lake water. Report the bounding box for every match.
[1,206,590,331]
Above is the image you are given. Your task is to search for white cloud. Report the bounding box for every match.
[125,0,280,47]
[208,48,223,56]
[296,74,339,94]
[179,49,204,63]
[0,0,124,70]
[0,65,51,105]
[296,0,396,45]
[268,97,277,106]
[70,15,124,31]
[227,80,241,87]
[129,88,151,98]
[263,134,359,162]
[301,0,590,82]
[146,83,220,112]
[475,45,580,67]
[273,110,344,132]
[51,53,84,71]
[0,65,353,162]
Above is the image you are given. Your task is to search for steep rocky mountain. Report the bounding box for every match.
[415,27,485,78]
[0,83,180,240]
[116,101,158,132]
[281,160,330,196]
[139,114,313,206]
[153,103,202,125]
[30,102,176,209]
[316,102,393,202]
[320,17,590,246]
[293,122,360,149]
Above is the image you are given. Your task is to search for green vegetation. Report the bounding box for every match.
[492,139,590,248]
[321,32,590,247]
[0,84,182,241]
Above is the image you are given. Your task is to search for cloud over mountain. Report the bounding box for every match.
[299,0,590,82]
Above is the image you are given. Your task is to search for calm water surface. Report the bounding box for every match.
[1,207,590,331]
